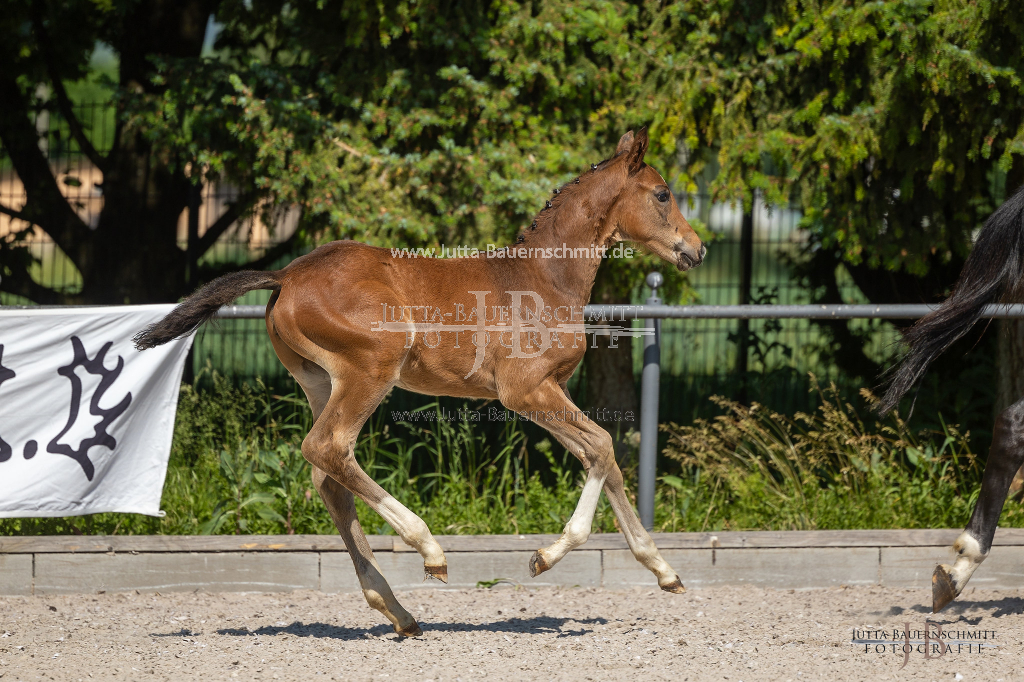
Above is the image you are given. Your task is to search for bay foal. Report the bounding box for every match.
[137,128,705,635]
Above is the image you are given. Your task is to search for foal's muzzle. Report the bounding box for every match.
[674,241,706,271]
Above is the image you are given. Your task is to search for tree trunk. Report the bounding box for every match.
[76,0,214,303]
[82,132,191,303]
[582,265,639,464]
[0,0,217,305]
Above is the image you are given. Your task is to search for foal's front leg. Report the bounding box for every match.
[600,463,684,592]
[501,380,683,592]
[933,396,1024,611]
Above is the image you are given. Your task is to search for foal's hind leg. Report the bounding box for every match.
[267,324,436,631]
[313,466,421,636]
[933,396,1024,611]
[599,464,684,592]
[501,380,682,592]
[303,385,448,582]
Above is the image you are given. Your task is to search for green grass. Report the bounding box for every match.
[2,372,1021,537]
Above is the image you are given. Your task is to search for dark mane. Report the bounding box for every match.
[510,152,622,246]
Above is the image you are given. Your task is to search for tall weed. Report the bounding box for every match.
[660,377,987,530]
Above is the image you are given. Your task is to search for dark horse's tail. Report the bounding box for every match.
[133,270,281,350]
[878,185,1024,414]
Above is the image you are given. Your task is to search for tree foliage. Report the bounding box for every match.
[612,0,1024,381]
[144,0,668,249]
[623,0,1024,280]
[137,0,1024,293]
[3,0,1023,312]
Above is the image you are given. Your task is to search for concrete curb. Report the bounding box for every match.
[3,529,1024,596]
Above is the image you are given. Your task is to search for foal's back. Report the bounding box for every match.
[276,240,510,309]
[269,240,536,399]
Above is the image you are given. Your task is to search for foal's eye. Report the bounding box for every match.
[656,190,670,203]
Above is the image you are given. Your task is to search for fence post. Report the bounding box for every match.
[182,181,203,386]
[638,271,663,531]
[736,202,754,404]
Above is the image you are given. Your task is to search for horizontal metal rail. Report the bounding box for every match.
[4,303,1024,319]
[4,296,1023,533]
[215,305,267,318]
[212,303,1024,319]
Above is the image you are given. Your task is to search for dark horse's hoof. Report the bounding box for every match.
[932,564,958,613]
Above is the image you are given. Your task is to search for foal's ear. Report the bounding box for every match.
[615,131,635,155]
[627,126,649,176]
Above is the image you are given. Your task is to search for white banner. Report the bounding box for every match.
[0,306,192,517]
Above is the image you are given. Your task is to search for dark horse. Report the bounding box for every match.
[879,185,1024,612]
[136,129,706,636]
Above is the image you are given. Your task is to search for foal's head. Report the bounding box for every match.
[605,128,706,271]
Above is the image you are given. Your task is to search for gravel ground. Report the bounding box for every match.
[1,585,1022,681]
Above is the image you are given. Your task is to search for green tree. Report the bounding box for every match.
[615,0,1024,380]
[0,0,237,303]
[12,0,1016,414]
[0,0,680,300]
[2,0,697,421]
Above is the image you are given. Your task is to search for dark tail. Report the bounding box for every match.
[134,270,281,350]
[877,185,1024,414]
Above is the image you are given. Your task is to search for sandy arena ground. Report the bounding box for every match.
[0,585,1022,681]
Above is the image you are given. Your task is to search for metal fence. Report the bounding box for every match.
[212,300,1024,529]
[662,193,898,420]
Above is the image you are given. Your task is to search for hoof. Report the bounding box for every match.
[932,564,958,613]
[529,550,550,578]
[660,575,686,594]
[424,563,448,584]
[395,620,423,638]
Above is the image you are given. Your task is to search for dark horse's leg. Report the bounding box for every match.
[934,396,1024,611]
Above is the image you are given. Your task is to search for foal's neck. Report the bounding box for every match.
[516,223,610,306]
[510,176,623,307]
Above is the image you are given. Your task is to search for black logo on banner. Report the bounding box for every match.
[45,337,132,481]
[0,345,15,462]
